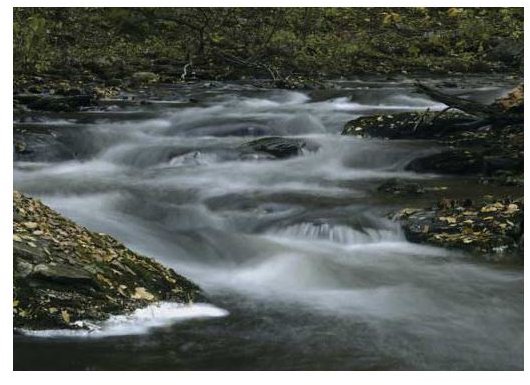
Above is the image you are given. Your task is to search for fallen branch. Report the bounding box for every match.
[415,82,523,126]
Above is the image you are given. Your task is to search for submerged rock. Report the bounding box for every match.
[392,197,523,260]
[377,178,425,195]
[238,137,319,159]
[13,191,202,331]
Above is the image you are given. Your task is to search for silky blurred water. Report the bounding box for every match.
[13,77,523,370]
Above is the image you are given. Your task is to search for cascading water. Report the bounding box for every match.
[13,77,523,370]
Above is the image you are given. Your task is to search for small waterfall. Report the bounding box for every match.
[270,222,401,244]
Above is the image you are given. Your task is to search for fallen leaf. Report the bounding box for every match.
[131,287,155,301]
[61,310,70,324]
[505,204,519,213]
[481,205,498,213]
[439,216,457,224]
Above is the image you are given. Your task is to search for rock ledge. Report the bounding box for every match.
[13,191,202,330]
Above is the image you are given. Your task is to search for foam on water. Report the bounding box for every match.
[270,222,401,244]
[19,303,229,338]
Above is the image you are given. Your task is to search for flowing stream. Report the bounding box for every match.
[13,76,523,370]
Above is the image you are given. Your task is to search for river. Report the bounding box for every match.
[13,76,523,370]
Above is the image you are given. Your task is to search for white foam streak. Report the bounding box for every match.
[20,303,228,338]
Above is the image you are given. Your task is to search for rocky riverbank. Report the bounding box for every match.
[13,191,203,331]
[392,198,523,261]
[343,84,524,259]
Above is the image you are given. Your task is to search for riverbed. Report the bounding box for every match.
[13,76,523,370]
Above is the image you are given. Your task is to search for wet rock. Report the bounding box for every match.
[13,127,78,162]
[14,94,96,112]
[405,149,524,176]
[342,111,476,139]
[483,156,523,175]
[13,191,203,331]
[405,150,484,175]
[377,179,425,195]
[392,198,523,259]
[238,137,319,159]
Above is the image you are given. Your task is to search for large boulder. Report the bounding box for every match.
[13,191,202,331]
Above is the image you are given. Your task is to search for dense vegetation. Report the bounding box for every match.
[14,7,523,81]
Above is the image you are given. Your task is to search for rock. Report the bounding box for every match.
[392,198,523,259]
[342,111,476,139]
[14,126,78,162]
[131,71,159,84]
[405,149,523,176]
[31,262,97,288]
[13,191,203,331]
[405,150,484,175]
[14,94,95,112]
[483,155,523,175]
[238,137,319,159]
[377,179,425,195]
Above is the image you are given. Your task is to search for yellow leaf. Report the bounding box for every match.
[131,287,155,301]
[505,204,519,213]
[61,310,70,324]
[481,205,499,213]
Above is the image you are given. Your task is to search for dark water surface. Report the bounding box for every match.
[13,76,523,370]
